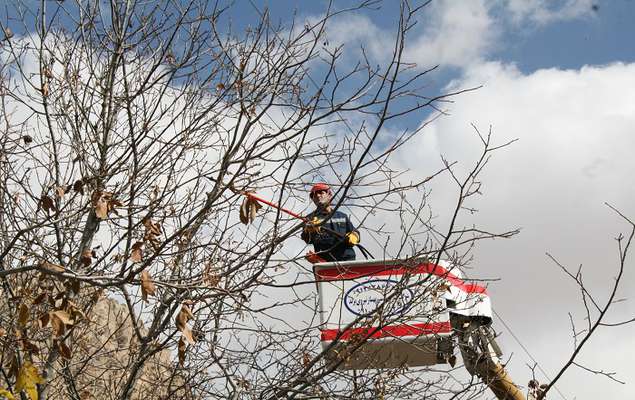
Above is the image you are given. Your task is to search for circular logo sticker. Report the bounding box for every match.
[344,279,414,316]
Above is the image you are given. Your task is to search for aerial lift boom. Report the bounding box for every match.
[456,317,526,400]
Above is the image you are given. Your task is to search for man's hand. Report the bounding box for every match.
[303,216,323,234]
[345,231,360,245]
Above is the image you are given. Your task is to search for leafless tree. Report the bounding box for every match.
[1,1,629,400]
[529,204,634,400]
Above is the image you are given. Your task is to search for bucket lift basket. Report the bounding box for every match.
[313,258,492,370]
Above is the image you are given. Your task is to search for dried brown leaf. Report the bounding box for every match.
[38,313,50,328]
[7,355,18,378]
[18,303,29,327]
[203,263,221,287]
[94,197,108,219]
[130,242,143,262]
[239,197,249,225]
[181,304,194,319]
[57,340,71,359]
[142,218,161,236]
[178,336,186,366]
[252,198,262,211]
[55,186,65,198]
[51,310,73,326]
[80,248,92,267]
[249,200,258,222]
[239,196,261,224]
[22,135,33,144]
[70,279,81,295]
[143,218,162,249]
[40,261,64,273]
[437,283,452,293]
[69,307,87,323]
[49,313,66,337]
[107,198,122,214]
[216,83,225,91]
[33,293,47,305]
[73,180,84,195]
[181,325,195,345]
[140,270,156,302]
[22,339,39,355]
[40,195,56,213]
[175,304,195,345]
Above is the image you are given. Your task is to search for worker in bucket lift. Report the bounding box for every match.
[301,183,360,262]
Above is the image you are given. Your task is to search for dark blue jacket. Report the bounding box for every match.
[301,209,359,261]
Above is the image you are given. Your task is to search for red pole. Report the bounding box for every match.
[245,192,307,221]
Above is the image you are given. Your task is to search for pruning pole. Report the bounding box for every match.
[244,192,306,221]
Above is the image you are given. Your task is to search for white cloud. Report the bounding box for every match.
[405,0,497,68]
[398,60,635,399]
[319,14,392,63]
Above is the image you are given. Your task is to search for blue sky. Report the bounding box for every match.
[4,1,634,71]
[497,2,635,71]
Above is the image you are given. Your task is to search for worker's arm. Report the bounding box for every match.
[301,227,313,243]
[301,215,321,243]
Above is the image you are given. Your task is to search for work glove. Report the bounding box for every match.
[303,216,323,234]
[345,232,360,246]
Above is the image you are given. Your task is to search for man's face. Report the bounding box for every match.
[312,189,332,208]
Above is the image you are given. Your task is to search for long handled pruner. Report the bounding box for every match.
[234,189,373,259]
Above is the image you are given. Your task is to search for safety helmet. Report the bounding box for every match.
[309,182,331,198]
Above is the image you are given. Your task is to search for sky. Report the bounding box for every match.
[235,1,635,399]
[3,0,634,398]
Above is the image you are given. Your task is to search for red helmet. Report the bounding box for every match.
[309,182,331,198]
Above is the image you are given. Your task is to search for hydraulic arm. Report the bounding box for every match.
[455,317,526,400]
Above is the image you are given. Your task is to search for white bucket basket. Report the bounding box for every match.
[314,259,491,370]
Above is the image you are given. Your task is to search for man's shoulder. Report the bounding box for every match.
[329,210,350,224]
[307,209,324,219]
[331,210,349,218]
